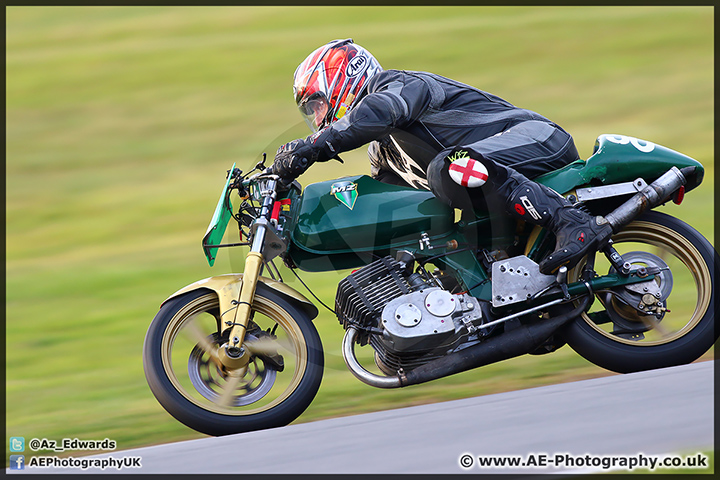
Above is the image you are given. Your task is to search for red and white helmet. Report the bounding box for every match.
[293,39,382,131]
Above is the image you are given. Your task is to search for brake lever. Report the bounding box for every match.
[254,153,267,172]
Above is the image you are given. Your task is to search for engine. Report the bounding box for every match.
[335,255,486,374]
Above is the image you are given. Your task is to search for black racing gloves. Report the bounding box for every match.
[270,129,341,184]
[270,138,319,182]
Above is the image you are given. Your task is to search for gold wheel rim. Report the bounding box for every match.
[572,219,712,346]
[160,294,308,415]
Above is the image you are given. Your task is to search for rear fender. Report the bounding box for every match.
[163,274,319,325]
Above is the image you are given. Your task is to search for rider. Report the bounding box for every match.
[270,38,613,275]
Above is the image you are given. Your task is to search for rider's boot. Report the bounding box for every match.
[502,177,614,274]
[427,148,613,274]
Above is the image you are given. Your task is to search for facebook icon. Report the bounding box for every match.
[9,455,25,470]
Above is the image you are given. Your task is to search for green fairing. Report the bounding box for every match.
[202,163,235,267]
[206,136,702,280]
[534,135,704,194]
[287,175,455,272]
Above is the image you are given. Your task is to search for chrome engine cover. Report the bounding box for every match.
[378,287,482,353]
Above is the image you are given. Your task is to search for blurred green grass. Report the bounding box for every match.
[6,6,713,458]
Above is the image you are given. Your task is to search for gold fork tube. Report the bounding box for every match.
[222,177,276,367]
[225,251,264,355]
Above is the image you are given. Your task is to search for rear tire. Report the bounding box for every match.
[563,211,717,373]
[143,288,323,436]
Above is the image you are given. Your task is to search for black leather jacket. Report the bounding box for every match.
[309,69,555,189]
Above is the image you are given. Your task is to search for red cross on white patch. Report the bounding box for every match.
[448,157,488,188]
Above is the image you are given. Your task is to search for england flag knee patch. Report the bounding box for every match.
[447,151,488,188]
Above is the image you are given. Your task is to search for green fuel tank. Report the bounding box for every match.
[286,175,454,272]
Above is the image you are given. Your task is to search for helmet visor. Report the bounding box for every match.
[298,92,330,132]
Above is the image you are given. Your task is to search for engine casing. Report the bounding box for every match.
[336,256,484,373]
[379,287,459,352]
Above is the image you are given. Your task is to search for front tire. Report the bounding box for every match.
[143,288,323,436]
[563,211,717,373]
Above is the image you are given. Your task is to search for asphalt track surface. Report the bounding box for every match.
[10,360,714,475]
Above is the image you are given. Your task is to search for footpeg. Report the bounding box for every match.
[556,265,570,299]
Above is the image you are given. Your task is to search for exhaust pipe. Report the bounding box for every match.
[604,166,689,233]
[342,328,403,388]
[342,297,590,388]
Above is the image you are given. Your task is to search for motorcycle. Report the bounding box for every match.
[143,134,717,436]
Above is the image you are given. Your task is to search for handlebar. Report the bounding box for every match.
[241,169,279,187]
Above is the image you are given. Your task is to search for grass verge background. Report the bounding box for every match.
[6,6,714,463]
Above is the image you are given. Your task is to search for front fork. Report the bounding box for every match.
[219,178,277,370]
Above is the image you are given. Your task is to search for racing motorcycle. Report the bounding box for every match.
[143,134,717,436]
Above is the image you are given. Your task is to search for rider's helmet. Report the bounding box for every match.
[293,38,383,132]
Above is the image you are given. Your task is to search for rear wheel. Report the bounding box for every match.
[563,211,717,373]
[143,288,323,436]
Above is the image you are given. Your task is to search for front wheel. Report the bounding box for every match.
[143,288,323,436]
[563,211,717,373]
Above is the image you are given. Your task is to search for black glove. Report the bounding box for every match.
[270,138,319,182]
